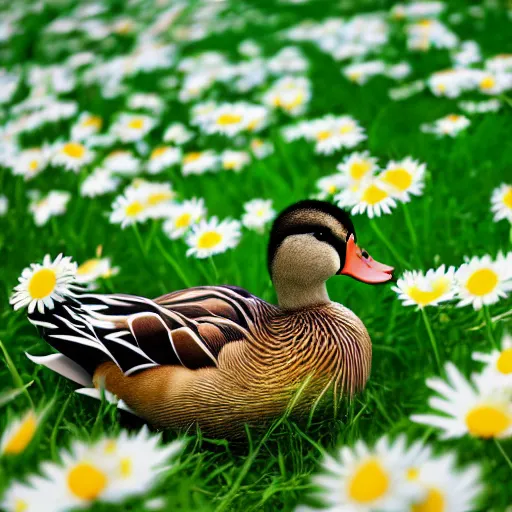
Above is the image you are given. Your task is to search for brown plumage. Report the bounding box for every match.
[27,200,394,437]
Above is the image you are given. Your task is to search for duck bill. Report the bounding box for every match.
[337,235,394,284]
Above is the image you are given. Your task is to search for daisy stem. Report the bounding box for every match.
[155,238,193,289]
[0,339,34,408]
[420,308,442,373]
[209,256,219,282]
[132,224,147,259]
[402,203,422,267]
[494,439,512,471]
[370,220,410,268]
[482,305,498,349]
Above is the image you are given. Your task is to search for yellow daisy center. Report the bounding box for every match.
[437,83,447,92]
[349,161,372,180]
[348,459,390,503]
[283,93,304,110]
[465,405,510,438]
[251,139,263,149]
[406,467,419,481]
[147,192,172,206]
[247,119,258,131]
[223,160,238,170]
[128,118,145,130]
[497,348,512,375]
[151,146,169,160]
[184,152,202,164]
[348,71,362,82]
[197,231,222,250]
[465,268,499,296]
[3,413,37,455]
[175,213,192,228]
[362,184,388,205]
[14,499,28,512]
[67,462,108,500]
[480,76,496,90]
[62,143,86,159]
[503,188,512,208]
[327,184,338,194]
[82,116,102,129]
[104,440,117,454]
[216,113,242,126]
[29,159,39,171]
[339,123,354,134]
[28,268,57,300]
[447,114,460,122]
[412,487,445,512]
[77,259,99,276]
[406,277,450,307]
[316,130,332,141]
[125,201,145,217]
[120,457,132,478]
[381,168,413,191]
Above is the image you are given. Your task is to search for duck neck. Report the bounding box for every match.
[274,278,330,311]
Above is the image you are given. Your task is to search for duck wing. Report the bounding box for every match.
[28,285,258,378]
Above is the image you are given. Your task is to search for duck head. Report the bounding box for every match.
[268,199,394,310]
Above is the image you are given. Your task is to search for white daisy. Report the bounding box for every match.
[379,157,426,202]
[111,113,156,142]
[1,409,43,455]
[315,173,346,199]
[459,99,502,114]
[127,93,165,115]
[186,217,242,259]
[109,187,150,228]
[182,150,218,176]
[70,112,103,141]
[221,150,251,172]
[163,198,206,239]
[337,151,378,187]
[249,138,274,159]
[163,123,194,145]
[411,362,512,439]
[52,141,95,172]
[336,177,397,219]
[428,68,474,98]
[29,190,71,226]
[392,265,456,309]
[263,76,312,117]
[406,452,483,512]
[76,257,119,284]
[473,71,511,95]
[147,145,182,174]
[139,181,176,219]
[1,480,40,512]
[421,114,470,138]
[10,254,77,314]
[103,150,141,176]
[454,254,512,310]
[10,146,51,180]
[313,435,423,511]
[473,333,512,391]
[80,168,120,197]
[343,60,386,85]
[491,183,512,223]
[242,199,276,233]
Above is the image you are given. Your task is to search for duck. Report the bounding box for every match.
[26,199,394,437]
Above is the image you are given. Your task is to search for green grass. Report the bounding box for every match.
[1,0,512,510]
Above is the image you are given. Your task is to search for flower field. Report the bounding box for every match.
[1,0,512,510]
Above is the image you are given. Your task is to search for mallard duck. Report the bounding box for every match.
[27,200,394,437]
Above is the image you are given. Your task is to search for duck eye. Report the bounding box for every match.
[361,249,369,258]
[313,231,328,241]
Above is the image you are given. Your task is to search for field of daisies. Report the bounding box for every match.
[1,0,512,510]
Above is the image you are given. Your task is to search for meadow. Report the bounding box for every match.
[1,0,512,510]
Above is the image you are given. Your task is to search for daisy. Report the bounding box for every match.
[70,112,103,141]
[0,195,8,216]
[406,452,483,512]
[421,114,470,138]
[221,150,251,172]
[313,435,423,511]
[80,168,121,197]
[1,409,44,455]
[29,190,71,226]
[110,187,150,228]
[163,123,194,145]
[111,113,156,142]
[267,46,308,75]
[336,151,378,187]
[1,480,39,512]
[427,69,473,98]
[392,265,456,309]
[202,103,249,137]
[454,254,512,310]
[491,183,512,223]
[473,333,512,391]
[473,71,511,95]
[379,157,426,202]
[139,182,176,219]
[249,138,274,159]
[242,199,276,232]
[315,173,346,199]
[127,93,164,115]
[182,150,218,176]
[336,177,397,219]
[263,76,312,117]
[10,254,77,314]
[76,257,119,284]
[52,141,95,172]
[411,361,512,439]
[459,99,502,114]
[147,146,182,174]
[342,60,386,85]
[10,146,51,180]
[103,150,141,175]
[486,54,512,74]
[186,217,242,259]
[163,198,206,239]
